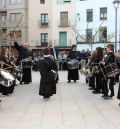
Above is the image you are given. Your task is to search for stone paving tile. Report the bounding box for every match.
[0,71,120,129]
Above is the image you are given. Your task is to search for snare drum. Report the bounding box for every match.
[21,59,33,68]
[101,63,120,78]
[0,69,15,87]
[68,59,79,69]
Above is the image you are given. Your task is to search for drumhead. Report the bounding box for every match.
[0,70,15,81]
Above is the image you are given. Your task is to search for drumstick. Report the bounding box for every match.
[3,62,13,68]
[4,66,13,70]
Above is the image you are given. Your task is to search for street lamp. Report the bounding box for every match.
[77,13,80,21]
[113,0,120,52]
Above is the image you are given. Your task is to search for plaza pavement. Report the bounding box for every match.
[0,71,120,129]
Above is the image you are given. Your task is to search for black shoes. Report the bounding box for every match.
[67,80,76,83]
[0,100,1,102]
[24,82,29,84]
[92,90,101,94]
[68,80,71,83]
[74,80,76,83]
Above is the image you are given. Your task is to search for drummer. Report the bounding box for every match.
[67,45,79,83]
[14,42,32,84]
[100,44,115,99]
[0,47,15,95]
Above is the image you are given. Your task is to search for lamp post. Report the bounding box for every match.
[113,0,120,52]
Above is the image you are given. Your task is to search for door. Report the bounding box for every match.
[59,32,67,47]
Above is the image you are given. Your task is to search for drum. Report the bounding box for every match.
[0,69,15,87]
[21,59,33,68]
[68,59,79,69]
[101,63,120,78]
[13,67,23,81]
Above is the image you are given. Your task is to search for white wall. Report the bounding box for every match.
[76,0,120,44]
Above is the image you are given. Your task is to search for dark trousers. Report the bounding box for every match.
[89,75,95,89]
[96,73,102,91]
[103,77,114,96]
[102,79,108,96]
[109,77,114,96]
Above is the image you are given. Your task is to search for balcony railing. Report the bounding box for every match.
[58,20,70,27]
[0,39,22,46]
[38,19,49,28]
[57,0,71,4]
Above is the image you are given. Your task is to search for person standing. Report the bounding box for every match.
[38,48,58,100]
[0,47,15,95]
[101,44,115,99]
[67,45,79,83]
[14,42,32,84]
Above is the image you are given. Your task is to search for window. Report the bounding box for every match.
[1,15,6,22]
[86,9,93,22]
[40,0,45,4]
[10,0,16,4]
[99,27,107,42]
[0,12,7,22]
[86,29,92,42]
[100,7,107,20]
[41,13,48,25]
[0,0,6,6]
[41,33,48,46]
[10,13,22,22]
[60,12,69,27]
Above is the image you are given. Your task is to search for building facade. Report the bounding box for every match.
[28,0,76,49]
[0,0,28,46]
[76,0,120,51]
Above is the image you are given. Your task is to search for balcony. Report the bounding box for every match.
[58,20,70,27]
[7,20,23,27]
[57,0,71,4]
[0,39,22,46]
[38,20,49,28]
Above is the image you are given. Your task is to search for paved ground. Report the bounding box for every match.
[0,71,120,129]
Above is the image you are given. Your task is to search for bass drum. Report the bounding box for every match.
[0,69,15,87]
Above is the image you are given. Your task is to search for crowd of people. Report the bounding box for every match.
[79,44,120,105]
[1,43,120,105]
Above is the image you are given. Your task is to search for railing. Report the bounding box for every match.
[38,19,49,28]
[57,0,71,4]
[7,20,23,27]
[0,39,22,46]
[58,19,70,27]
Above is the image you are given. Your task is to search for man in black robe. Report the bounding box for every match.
[14,42,32,84]
[67,45,79,83]
[38,48,58,100]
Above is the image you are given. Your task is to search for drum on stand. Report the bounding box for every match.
[0,69,15,87]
